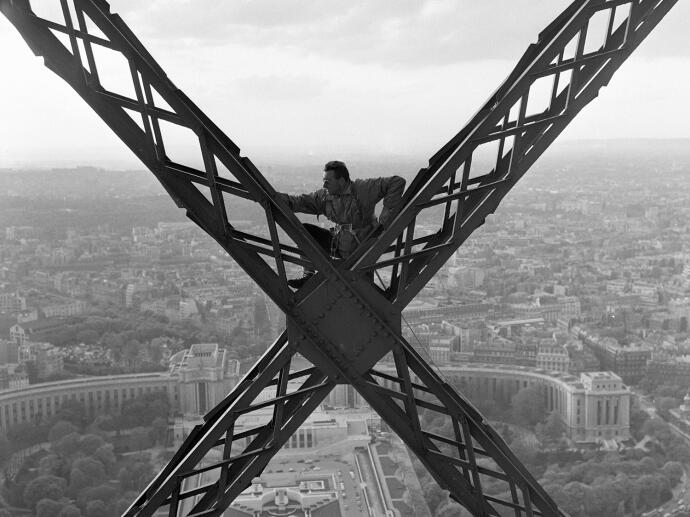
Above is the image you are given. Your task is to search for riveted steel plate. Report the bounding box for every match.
[287,271,401,381]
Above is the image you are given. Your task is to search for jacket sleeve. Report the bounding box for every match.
[276,190,324,216]
[375,176,406,228]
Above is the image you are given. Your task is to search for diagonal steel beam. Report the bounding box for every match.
[1,0,681,516]
[349,0,680,305]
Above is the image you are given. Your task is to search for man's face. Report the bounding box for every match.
[322,169,346,195]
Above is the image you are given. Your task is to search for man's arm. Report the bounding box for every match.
[375,176,406,228]
[276,191,324,216]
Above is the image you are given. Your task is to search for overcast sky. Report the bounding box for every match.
[0,1,688,168]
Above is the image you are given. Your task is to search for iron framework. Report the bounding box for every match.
[0,0,679,515]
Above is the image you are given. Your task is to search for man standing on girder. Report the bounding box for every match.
[279,160,405,288]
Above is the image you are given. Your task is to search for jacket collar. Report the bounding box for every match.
[326,181,354,199]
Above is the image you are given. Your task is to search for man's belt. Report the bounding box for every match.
[331,223,354,234]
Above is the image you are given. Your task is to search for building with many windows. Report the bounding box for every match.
[349,364,630,444]
[0,343,240,430]
[9,320,66,346]
[18,342,63,380]
[0,373,178,430]
[536,344,570,372]
[0,349,629,445]
[573,326,651,383]
[170,343,240,416]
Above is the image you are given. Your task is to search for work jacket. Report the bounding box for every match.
[279,176,406,258]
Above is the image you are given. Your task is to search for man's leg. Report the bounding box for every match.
[302,223,333,254]
[287,223,333,288]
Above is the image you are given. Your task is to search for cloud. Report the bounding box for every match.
[232,75,328,101]
[109,0,688,69]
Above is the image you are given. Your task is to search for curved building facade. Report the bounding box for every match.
[0,355,628,444]
[327,364,630,443]
[0,343,241,430]
[0,373,178,430]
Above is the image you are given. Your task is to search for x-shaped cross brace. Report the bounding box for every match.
[1,0,680,515]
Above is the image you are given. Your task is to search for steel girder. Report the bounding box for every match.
[0,0,679,516]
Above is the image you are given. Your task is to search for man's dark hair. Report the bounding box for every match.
[324,160,350,182]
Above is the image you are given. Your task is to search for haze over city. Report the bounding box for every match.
[1,2,690,517]
[1,0,689,168]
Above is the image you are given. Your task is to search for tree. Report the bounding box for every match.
[629,408,649,441]
[642,418,670,439]
[7,421,50,449]
[435,497,472,517]
[124,339,141,368]
[76,329,100,345]
[93,443,116,473]
[511,385,546,427]
[116,493,141,516]
[150,417,168,446]
[25,360,39,383]
[118,461,154,492]
[120,391,170,428]
[69,468,93,494]
[80,433,105,455]
[148,340,164,363]
[558,482,592,517]
[39,453,67,477]
[662,461,684,486]
[655,396,679,418]
[49,420,79,443]
[638,456,657,474]
[0,432,11,465]
[54,400,88,428]
[53,432,82,458]
[102,332,125,362]
[509,437,538,464]
[636,474,662,510]
[72,457,106,483]
[229,324,250,349]
[421,481,446,515]
[85,500,110,517]
[540,410,566,444]
[59,504,82,517]
[23,475,67,510]
[78,484,118,507]
[37,499,67,517]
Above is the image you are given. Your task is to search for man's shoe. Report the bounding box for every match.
[287,272,314,289]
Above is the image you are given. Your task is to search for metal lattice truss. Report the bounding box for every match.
[0,0,679,515]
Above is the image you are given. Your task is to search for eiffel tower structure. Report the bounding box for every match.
[1,0,680,515]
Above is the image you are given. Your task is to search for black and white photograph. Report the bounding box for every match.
[0,1,689,516]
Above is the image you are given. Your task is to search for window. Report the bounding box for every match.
[613,399,619,425]
[597,400,602,426]
[605,400,610,425]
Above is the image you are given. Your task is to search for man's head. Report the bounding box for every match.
[322,160,350,195]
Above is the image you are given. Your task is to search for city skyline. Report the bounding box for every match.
[1,137,690,516]
[1,0,689,168]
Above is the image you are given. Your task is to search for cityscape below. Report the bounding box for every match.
[0,139,689,516]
